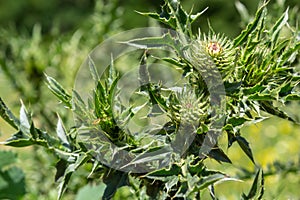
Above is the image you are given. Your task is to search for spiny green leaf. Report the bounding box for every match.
[243,85,267,95]
[242,169,264,199]
[227,117,250,127]
[197,173,226,190]
[72,90,91,122]
[284,94,300,101]
[1,128,51,148]
[57,153,89,200]
[1,138,35,147]
[279,42,300,65]
[107,75,119,106]
[169,0,187,32]
[55,159,68,182]
[190,7,208,24]
[19,101,31,136]
[122,33,180,52]
[226,130,236,148]
[139,0,206,34]
[148,86,168,111]
[29,121,39,139]
[165,176,179,193]
[224,81,242,94]
[88,56,100,84]
[122,148,171,169]
[0,98,20,130]
[144,164,181,179]
[108,55,117,86]
[103,171,128,200]
[96,80,106,103]
[57,170,72,200]
[45,74,72,108]
[259,101,296,123]
[236,136,255,164]
[161,57,186,68]
[139,51,150,90]
[94,90,102,118]
[248,93,276,101]
[56,114,70,148]
[270,8,289,47]
[188,159,205,175]
[136,11,176,29]
[208,148,232,164]
[234,2,267,46]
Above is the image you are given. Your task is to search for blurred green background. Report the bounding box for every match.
[0,0,299,199]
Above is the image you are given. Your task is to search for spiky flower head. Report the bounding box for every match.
[169,87,208,126]
[184,31,236,80]
[206,41,222,56]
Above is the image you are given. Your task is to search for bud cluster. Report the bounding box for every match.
[169,87,208,126]
[184,31,236,80]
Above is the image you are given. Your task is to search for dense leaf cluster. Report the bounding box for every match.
[0,0,299,199]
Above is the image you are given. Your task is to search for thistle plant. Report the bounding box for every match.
[185,32,236,80]
[0,0,300,199]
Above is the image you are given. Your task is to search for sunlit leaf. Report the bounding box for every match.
[236,136,255,164]
[45,74,72,108]
[242,169,264,199]
[234,2,267,46]
[19,100,30,135]
[0,98,20,130]
[88,56,100,84]
[56,114,70,148]
[270,8,289,47]
[208,148,232,164]
[197,173,226,190]
[57,153,89,200]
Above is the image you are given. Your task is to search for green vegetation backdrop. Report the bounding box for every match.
[0,0,299,199]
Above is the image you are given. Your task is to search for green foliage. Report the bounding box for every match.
[75,183,106,200]
[0,0,123,130]
[0,0,299,199]
[0,150,26,199]
[242,169,264,199]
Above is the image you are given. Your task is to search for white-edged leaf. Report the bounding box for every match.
[270,8,289,45]
[88,56,100,83]
[197,173,227,190]
[120,147,171,169]
[56,114,70,147]
[57,153,89,200]
[19,100,30,135]
[0,98,20,130]
[45,74,72,108]
[215,177,243,185]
